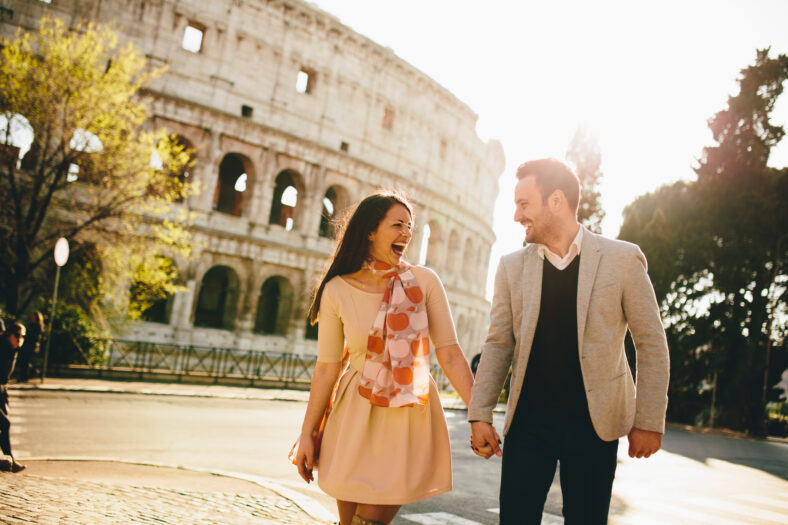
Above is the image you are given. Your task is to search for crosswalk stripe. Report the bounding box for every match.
[687,497,788,524]
[483,508,563,524]
[612,504,743,525]
[402,512,484,524]
[540,513,564,525]
[736,493,788,511]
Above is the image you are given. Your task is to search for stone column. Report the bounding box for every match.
[255,148,277,225]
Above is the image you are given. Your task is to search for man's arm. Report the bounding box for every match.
[622,248,670,456]
[468,257,517,459]
[468,257,516,423]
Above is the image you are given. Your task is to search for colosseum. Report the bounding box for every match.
[1,0,505,361]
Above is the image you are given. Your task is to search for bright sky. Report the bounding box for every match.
[309,1,788,297]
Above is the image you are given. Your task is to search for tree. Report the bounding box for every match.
[0,18,195,324]
[619,49,788,435]
[566,125,605,233]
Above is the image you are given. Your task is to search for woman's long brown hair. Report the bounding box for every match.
[306,190,413,324]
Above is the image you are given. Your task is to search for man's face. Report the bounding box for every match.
[8,330,25,350]
[514,175,555,245]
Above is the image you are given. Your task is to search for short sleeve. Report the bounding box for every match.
[316,279,345,363]
[414,266,459,349]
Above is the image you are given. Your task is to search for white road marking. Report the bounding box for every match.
[735,493,788,511]
[687,497,788,524]
[402,512,484,524]
[611,503,743,525]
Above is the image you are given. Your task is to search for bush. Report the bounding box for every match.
[48,303,107,367]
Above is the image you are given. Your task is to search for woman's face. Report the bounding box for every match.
[368,203,413,266]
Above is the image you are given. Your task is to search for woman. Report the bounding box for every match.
[293,190,475,525]
[16,311,44,382]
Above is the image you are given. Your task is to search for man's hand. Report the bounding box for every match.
[627,427,662,458]
[470,421,502,459]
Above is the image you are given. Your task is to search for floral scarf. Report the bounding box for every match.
[358,259,431,407]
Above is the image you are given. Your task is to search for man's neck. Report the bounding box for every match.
[543,222,581,258]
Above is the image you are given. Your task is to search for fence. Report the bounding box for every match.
[55,339,453,392]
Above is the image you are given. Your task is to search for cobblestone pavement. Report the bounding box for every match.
[0,472,323,525]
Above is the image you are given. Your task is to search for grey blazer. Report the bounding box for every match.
[468,227,669,441]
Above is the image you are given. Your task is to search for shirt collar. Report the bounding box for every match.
[536,225,583,261]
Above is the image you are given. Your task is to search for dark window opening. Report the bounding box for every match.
[214,154,247,216]
[269,171,299,231]
[194,266,239,330]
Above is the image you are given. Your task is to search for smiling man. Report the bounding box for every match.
[468,158,669,524]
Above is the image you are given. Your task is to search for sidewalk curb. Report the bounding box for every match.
[18,456,337,523]
[9,381,507,413]
[8,382,311,403]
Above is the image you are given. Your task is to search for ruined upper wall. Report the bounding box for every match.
[1,0,504,224]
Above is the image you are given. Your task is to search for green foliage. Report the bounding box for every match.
[0,18,197,328]
[48,302,107,367]
[619,49,788,435]
[566,126,605,233]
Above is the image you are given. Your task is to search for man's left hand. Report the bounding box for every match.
[627,427,662,458]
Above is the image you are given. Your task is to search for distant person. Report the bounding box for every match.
[292,190,475,525]
[1,321,27,472]
[16,311,44,382]
[469,158,670,524]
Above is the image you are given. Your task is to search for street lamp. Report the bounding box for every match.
[41,237,69,384]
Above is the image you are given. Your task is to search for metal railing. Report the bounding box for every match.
[56,339,453,391]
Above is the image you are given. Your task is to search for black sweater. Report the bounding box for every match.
[519,255,589,420]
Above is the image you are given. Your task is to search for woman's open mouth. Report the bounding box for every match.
[391,243,406,256]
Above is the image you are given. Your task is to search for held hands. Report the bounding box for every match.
[627,427,662,458]
[293,432,315,483]
[470,421,503,459]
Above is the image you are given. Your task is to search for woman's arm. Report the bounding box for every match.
[435,343,474,406]
[294,360,342,483]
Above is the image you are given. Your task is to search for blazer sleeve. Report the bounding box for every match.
[468,256,516,423]
[622,248,670,433]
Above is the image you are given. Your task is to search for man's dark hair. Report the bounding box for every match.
[5,321,25,338]
[516,158,581,213]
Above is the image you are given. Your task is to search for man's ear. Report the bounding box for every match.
[548,189,564,211]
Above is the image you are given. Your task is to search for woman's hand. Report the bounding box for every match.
[294,433,316,483]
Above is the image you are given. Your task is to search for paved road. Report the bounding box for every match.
[9,389,788,524]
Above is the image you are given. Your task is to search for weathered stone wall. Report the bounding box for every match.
[1,0,505,358]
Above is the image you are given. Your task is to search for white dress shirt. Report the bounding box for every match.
[536,225,583,270]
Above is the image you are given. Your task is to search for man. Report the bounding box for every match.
[1,321,27,472]
[469,158,669,524]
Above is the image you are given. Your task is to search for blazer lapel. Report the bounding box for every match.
[576,228,601,355]
[521,247,543,355]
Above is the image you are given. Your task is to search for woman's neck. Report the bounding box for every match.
[344,267,390,292]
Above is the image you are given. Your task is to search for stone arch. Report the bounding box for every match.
[254,275,295,335]
[318,184,351,238]
[193,265,241,330]
[130,256,179,324]
[169,135,196,203]
[425,220,443,268]
[462,237,475,281]
[0,113,34,167]
[213,153,253,216]
[269,169,305,231]
[447,229,461,278]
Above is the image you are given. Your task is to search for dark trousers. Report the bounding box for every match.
[0,387,11,457]
[499,409,618,525]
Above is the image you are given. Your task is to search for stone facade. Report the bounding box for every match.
[1,0,505,358]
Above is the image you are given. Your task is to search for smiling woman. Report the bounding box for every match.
[293,189,475,525]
